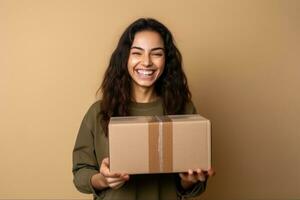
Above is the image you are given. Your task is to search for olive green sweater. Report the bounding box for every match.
[72,99,206,200]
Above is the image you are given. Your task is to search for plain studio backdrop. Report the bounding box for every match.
[0,0,299,200]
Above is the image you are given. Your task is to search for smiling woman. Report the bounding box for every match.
[72,18,214,200]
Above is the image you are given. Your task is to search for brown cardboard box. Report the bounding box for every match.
[108,114,211,174]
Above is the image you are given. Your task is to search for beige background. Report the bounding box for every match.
[1,0,299,199]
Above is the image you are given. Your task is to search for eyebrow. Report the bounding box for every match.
[131,46,165,51]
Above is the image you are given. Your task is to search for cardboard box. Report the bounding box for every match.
[108,114,211,174]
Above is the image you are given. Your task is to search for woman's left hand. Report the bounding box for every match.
[179,168,215,189]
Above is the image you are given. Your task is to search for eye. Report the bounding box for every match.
[131,52,142,55]
[152,52,164,57]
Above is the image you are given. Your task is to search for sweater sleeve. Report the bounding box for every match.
[72,113,106,199]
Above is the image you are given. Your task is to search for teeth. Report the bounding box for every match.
[137,69,154,75]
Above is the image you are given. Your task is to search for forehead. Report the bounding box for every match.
[131,30,164,48]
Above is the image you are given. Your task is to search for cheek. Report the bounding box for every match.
[155,61,165,78]
[159,66,165,76]
[127,56,139,69]
[157,59,165,70]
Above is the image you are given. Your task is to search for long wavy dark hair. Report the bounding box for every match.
[98,18,191,136]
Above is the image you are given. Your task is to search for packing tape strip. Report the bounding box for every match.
[148,116,173,173]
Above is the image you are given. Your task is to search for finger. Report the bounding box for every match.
[102,157,109,165]
[114,173,130,181]
[180,170,198,183]
[122,174,130,181]
[107,177,126,184]
[208,168,216,177]
[109,180,125,189]
[106,174,130,184]
[189,170,199,183]
[179,172,187,180]
[195,168,205,182]
[100,158,109,175]
[100,158,121,178]
[186,169,196,182]
[179,171,190,179]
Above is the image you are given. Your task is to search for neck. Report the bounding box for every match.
[131,86,158,103]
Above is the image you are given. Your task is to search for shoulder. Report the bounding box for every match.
[82,100,102,130]
[86,100,101,116]
[184,100,198,114]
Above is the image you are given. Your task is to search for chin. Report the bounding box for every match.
[133,79,157,88]
[136,82,155,88]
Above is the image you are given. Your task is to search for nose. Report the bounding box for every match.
[141,54,152,67]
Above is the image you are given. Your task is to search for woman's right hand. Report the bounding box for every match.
[91,157,130,190]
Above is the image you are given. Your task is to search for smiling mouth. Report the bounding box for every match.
[136,69,155,76]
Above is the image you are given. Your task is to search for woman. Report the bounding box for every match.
[72,18,214,200]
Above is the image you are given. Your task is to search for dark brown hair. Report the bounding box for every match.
[98,18,191,136]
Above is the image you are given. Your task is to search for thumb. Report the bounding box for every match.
[110,180,125,190]
[100,157,110,176]
[179,172,187,179]
[102,157,109,166]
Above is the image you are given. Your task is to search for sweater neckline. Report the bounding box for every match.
[130,98,162,109]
